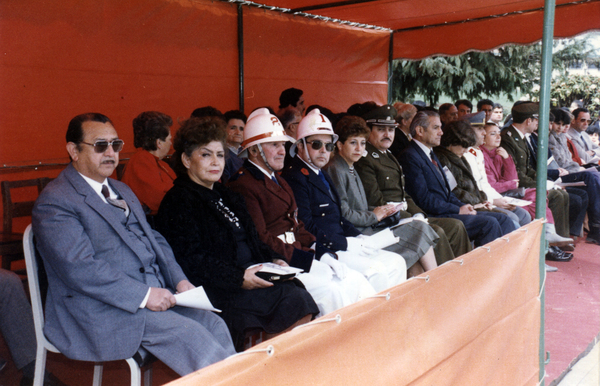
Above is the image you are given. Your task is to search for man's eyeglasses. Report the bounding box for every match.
[306,140,335,152]
[80,139,124,153]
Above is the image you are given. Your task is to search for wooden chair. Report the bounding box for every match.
[1,178,52,271]
[23,224,154,386]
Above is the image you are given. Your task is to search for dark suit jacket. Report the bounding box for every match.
[282,156,360,252]
[397,141,465,215]
[529,132,560,180]
[389,129,412,160]
[155,175,282,309]
[32,164,187,362]
[500,126,537,188]
[227,160,316,272]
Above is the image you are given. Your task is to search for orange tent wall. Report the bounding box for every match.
[0,0,239,167]
[393,1,600,59]
[0,0,390,231]
[243,7,389,113]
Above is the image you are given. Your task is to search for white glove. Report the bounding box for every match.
[346,236,363,251]
[320,253,348,279]
[347,236,378,256]
[411,213,428,223]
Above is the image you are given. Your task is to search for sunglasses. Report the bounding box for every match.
[81,139,125,153]
[306,140,335,152]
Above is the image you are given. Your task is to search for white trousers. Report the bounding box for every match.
[297,259,376,317]
[336,249,407,293]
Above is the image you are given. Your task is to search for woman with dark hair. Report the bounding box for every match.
[433,120,486,206]
[325,115,437,277]
[121,111,176,214]
[155,117,318,350]
[434,120,520,232]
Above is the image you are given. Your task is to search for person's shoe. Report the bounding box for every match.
[560,244,575,252]
[545,246,573,262]
[547,232,574,247]
[545,263,558,272]
[586,227,600,245]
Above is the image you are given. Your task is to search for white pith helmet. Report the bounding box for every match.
[290,108,338,157]
[238,108,293,158]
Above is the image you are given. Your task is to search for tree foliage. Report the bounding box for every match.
[532,74,600,118]
[391,38,593,106]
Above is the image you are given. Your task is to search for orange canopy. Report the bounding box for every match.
[256,0,600,59]
[1,0,598,167]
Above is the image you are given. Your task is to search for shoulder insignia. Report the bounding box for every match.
[371,152,380,159]
[301,168,309,176]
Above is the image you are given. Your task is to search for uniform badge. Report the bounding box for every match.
[372,152,380,159]
[301,168,309,176]
[468,148,477,156]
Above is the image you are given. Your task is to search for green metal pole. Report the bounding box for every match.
[537,0,556,384]
[387,32,394,105]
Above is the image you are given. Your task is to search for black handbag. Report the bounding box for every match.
[372,212,401,229]
[502,187,526,199]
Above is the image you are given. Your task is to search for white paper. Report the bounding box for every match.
[555,181,586,187]
[249,262,304,276]
[174,286,221,312]
[504,197,533,207]
[443,166,458,191]
[361,228,399,250]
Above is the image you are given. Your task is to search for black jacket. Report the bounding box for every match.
[155,174,283,309]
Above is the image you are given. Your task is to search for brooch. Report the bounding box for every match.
[372,152,380,159]
[301,168,310,176]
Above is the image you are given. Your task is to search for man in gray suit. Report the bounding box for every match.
[567,107,600,165]
[32,113,235,377]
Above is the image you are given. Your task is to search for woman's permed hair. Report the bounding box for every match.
[335,115,370,143]
[172,116,227,177]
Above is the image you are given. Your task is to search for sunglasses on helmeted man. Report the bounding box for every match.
[306,140,335,152]
[80,139,125,153]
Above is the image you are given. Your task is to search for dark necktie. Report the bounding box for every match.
[430,150,441,169]
[317,171,334,199]
[101,185,128,212]
[271,175,280,186]
[430,150,447,193]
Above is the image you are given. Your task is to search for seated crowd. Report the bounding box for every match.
[9,88,598,384]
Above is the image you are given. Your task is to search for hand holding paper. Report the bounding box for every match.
[174,286,221,312]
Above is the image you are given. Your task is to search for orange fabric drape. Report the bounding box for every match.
[0,0,239,165]
[168,221,543,386]
[243,7,389,114]
[393,1,600,59]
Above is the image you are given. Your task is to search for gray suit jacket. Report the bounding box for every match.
[567,127,600,164]
[32,163,187,362]
[324,154,378,231]
[549,131,582,173]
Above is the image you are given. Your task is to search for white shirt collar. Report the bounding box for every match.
[413,139,433,160]
[78,173,119,204]
[298,156,320,175]
[248,160,276,180]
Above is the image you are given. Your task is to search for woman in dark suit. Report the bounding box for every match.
[155,116,318,351]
